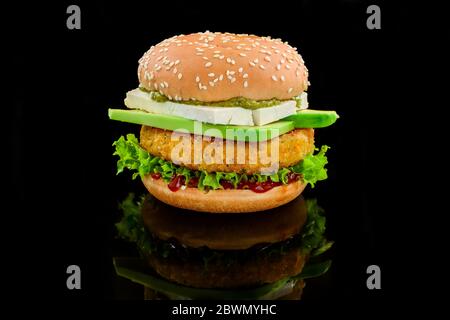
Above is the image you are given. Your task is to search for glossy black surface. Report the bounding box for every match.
[10,0,424,302]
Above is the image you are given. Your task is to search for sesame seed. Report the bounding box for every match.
[264,56,271,62]
[281,59,285,64]
[239,53,246,57]
[164,81,169,88]
[167,94,172,100]
[296,70,301,76]
[198,83,202,89]
[213,54,220,58]
[196,76,200,82]
[229,71,235,75]
[276,64,281,71]
[174,60,180,65]
[219,74,224,81]
[155,65,161,71]
[249,62,256,67]
[285,64,291,70]
[178,73,183,80]
[156,56,163,61]
[214,50,221,53]
[154,83,158,90]
[271,75,278,81]
[169,61,175,67]
[288,87,293,93]
[209,81,215,87]
[243,81,248,88]
[243,73,248,78]
[238,67,243,73]
[208,73,215,77]
[226,57,232,63]
[196,52,203,56]
[173,67,178,74]
[213,78,219,83]
[254,58,259,63]
[231,59,235,65]
[219,55,225,59]
[230,77,236,83]
[205,62,212,68]
[259,64,266,70]
[281,75,286,81]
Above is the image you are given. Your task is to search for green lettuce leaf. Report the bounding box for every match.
[291,145,329,187]
[116,194,333,262]
[301,199,334,256]
[112,134,330,190]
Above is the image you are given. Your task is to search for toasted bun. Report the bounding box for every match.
[141,195,308,250]
[146,245,305,288]
[142,176,306,213]
[138,32,309,102]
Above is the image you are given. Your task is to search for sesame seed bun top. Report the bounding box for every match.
[137,32,309,102]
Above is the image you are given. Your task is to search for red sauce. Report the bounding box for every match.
[166,173,301,193]
[168,175,185,192]
[187,177,199,188]
[220,180,234,190]
[151,172,161,180]
[237,181,249,189]
[287,172,301,183]
[249,180,282,193]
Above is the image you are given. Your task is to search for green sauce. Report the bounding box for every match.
[139,87,303,109]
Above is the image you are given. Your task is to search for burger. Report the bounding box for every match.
[114,193,333,300]
[109,32,338,213]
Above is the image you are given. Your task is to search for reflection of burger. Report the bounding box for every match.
[109,32,338,213]
[114,194,332,300]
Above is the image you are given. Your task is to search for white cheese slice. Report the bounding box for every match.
[298,92,309,110]
[125,89,254,126]
[252,101,296,125]
[124,89,303,126]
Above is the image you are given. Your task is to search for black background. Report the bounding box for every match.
[9,0,426,305]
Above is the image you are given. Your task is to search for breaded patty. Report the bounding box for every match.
[147,246,306,289]
[140,126,314,174]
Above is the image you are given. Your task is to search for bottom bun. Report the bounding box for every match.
[141,176,306,213]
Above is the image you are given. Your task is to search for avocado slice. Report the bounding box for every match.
[108,109,294,142]
[283,110,339,128]
[109,108,338,142]
[113,257,331,300]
